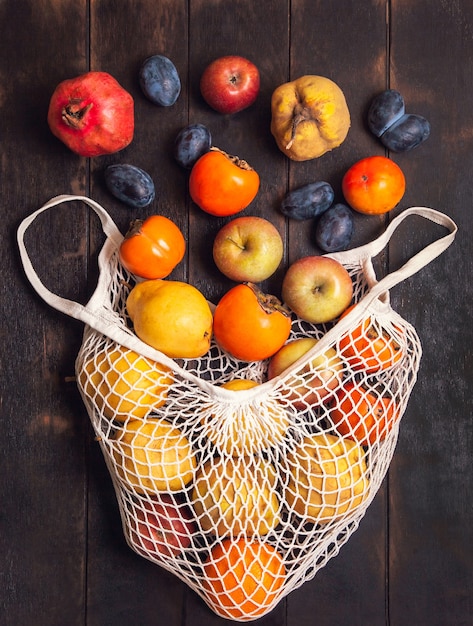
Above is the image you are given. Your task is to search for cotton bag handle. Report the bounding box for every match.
[18,196,457,329]
[270,206,457,381]
[17,194,124,325]
[329,206,457,310]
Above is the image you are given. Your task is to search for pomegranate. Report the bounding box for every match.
[47,71,134,157]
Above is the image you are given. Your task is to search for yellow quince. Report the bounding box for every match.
[270,75,350,161]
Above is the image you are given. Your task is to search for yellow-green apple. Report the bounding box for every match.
[267,337,344,409]
[212,216,284,282]
[128,494,196,559]
[200,56,260,114]
[281,256,353,323]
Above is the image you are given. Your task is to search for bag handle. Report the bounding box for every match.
[271,207,457,382]
[17,194,124,325]
[329,206,457,308]
[18,197,457,327]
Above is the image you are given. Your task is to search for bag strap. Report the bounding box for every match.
[18,198,457,327]
[17,194,124,325]
[271,207,457,381]
[329,206,457,308]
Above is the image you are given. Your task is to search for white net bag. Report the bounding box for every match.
[18,195,457,622]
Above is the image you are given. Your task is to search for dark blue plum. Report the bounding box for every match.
[380,113,430,152]
[314,203,354,252]
[281,181,334,220]
[173,124,212,169]
[367,90,405,137]
[139,55,181,106]
[104,164,155,208]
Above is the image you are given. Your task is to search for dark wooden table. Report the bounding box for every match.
[2,1,472,625]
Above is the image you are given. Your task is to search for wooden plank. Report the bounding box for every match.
[387,1,473,625]
[285,2,389,624]
[184,0,290,305]
[183,1,289,623]
[85,2,189,625]
[2,1,472,625]
[1,2,90,625]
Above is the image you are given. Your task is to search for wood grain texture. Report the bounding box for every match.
[2,1,471,625]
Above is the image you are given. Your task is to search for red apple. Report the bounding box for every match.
[267,337,344,409]
[200,55,260,114]
[281,256,353,324]
[213,216,283,282]
[47,71,134,157]
[128,495,196,559]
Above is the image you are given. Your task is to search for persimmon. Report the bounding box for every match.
[330,381,399,447]
[119,215,185,279]
[338,304,404,373]
[213,282,292,362]
[342,155,405,214]
[202,538,286,620]
[189,147,260,216]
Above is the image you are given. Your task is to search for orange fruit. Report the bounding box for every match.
[202,538,286,620]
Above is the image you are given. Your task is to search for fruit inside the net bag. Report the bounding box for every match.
[192,455,280,537]
[270,75,350,161]
[128,494,196,559]
[199,379,289,456]
[112,418,196,493]
[78,344,172,421]
[330,381,399,447]
[338,304,404,372]
[284,432,369,523]
[267,337,344,409]
[202,537,286,621]
[126,278,213,358]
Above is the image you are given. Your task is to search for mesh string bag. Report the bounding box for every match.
[18,195,457,622]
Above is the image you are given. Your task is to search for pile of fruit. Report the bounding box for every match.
[48,55,428,621]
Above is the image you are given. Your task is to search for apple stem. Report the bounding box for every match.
[226,236,245,251]
[62,100,93,130]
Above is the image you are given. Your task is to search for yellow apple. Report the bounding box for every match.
[212,216,283,283]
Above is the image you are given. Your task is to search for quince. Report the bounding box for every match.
[270,75,350,161]
[126,279,213,359]
[78,343,172,422]
[284,432,368,523]
[112,417,196,493]
[192,455,280,537]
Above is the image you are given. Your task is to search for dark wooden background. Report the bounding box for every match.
[2,1,472,625]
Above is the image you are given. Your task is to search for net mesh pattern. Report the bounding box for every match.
[75,248,422,622]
